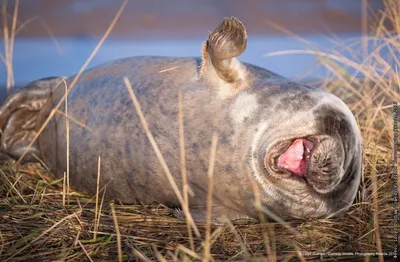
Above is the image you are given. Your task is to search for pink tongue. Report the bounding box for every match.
[278,139,307,176]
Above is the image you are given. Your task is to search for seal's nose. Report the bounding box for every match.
[306,136,345,194]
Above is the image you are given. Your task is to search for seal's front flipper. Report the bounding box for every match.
[0,152,13,164]
[0,77,66,161]
[173,206,253,225]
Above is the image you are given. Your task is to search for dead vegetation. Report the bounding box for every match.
[0,0,399,261]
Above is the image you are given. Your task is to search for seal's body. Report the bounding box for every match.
[0,18,362,222]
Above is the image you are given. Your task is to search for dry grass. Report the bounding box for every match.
[0,0,399,261]
[0,158,395,261]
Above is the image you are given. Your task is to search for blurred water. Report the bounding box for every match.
[0,33,368,100]
[13,0,385,38]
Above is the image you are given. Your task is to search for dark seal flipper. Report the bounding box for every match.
[0,77,66,161]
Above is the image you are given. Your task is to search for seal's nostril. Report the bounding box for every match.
[306,135,346,194]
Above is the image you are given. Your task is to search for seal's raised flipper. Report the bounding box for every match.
[200,17,250,98]
[0,77,66,161]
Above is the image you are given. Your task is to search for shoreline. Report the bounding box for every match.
[7,0,386,38]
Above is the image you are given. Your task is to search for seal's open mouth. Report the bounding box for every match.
[276,139,314,177]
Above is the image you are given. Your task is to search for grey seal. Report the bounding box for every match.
[0,17,362,222]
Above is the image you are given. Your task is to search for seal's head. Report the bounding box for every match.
[201,17,361,220]
[257,94,362,219]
